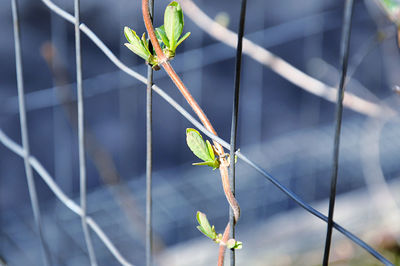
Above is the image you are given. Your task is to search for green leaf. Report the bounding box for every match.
[124,27,151,61]
[227,239,243,249]
[196,211,217,239]
[193,159,219,170]
[193,161,212,166]
[196,211,208,225]
[193,159,219,168]
[196,225,210,238]
[206,140,215,161]
[124,43,149,61]
[176,32,191,48]
[212,159,220,169]
[141,32,147,47]
[164,1,184,50]
[141,32,152,56]
[186,128,214,163]
[155,25,170,48]
[124,26,137,44]
[235,242,243,249]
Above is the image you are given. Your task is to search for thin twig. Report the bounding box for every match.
[323,0,354,265]
[74,0,98,264]
[11,0,51,264]
[180,0,396,119]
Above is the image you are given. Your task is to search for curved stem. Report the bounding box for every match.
[141,0,240,223]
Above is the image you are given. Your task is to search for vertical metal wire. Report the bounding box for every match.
[322,0,354,265]
[240,2,263,149]
[74,0,98,264]
[146,1,154,265]
[229,0,247,265]
[50,10,72,263]
[11,0,51,265]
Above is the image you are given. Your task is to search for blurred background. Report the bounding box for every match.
[1,0,400,265]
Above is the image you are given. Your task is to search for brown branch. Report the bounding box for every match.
[218,224,230,266]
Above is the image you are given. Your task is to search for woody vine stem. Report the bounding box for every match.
[141,0,240,263]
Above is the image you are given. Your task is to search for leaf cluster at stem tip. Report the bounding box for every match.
[123,1,190,69]
[196,211,242,249]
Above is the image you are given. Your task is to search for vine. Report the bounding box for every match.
[124,1,242,264]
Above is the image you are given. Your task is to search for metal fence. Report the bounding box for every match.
[1,0,399,265]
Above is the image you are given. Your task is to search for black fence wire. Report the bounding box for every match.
[229,0,247,265]
[323,0,354,265]
[2,0,396,265]
[146,1,154,266]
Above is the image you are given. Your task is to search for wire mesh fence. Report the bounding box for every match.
[1,0,400,265]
